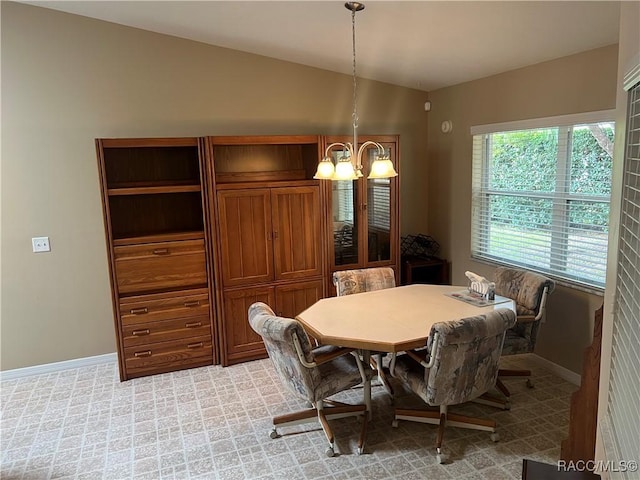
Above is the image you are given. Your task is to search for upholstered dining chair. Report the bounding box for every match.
[478,267,556,410]
[248,302,373,457]
[390,308,517,464]
[332,267,396,395]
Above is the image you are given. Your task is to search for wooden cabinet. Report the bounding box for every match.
[221,280,324,364]
[96,134,400,374]
[96,138,216,380]
[208,136,326,365]
[401,256,450,286]
[323,135,400,291]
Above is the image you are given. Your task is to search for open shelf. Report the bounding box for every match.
[112,230,205,246]
[103,145,201,188]
[211,139,320,183]
[109,192,204,240]
[108,183,201,196]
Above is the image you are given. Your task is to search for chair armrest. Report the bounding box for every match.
[311,346,356,366]
[405,333,440,369]
[406,349,428,365]
[516,314,537,324]
[292,332,358,368]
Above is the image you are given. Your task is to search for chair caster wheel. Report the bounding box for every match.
[269,428,280,439]
[526,379,534,389]
[391,420,398,428]
[490,432,500,442]
[325,446,335,458]
[436,453,447,464]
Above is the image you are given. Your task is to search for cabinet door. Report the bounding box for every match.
[217,189,273,287]
[271,186,322,281]
[114,240,207,294]
[274,280,324,318]
[363,142,399,266]
[325,146,362,269]
[222,286,274,365]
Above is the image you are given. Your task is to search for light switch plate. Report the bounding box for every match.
[32,236,51,253]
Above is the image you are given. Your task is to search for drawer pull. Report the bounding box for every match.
[134,350,152,358]
[185,321,202,328]
[184,300,201,308]
[152,248,170,255]
[187,342,204,349]
[130,307,149,315]
[132,329,150,336]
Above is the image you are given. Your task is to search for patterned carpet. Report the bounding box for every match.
[0,355,577,479]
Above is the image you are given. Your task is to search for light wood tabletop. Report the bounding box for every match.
[296,284,515,353]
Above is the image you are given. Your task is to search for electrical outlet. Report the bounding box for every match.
[32,236,51,253]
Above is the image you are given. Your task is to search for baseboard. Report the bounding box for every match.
[530,353,582,386]
[0,353,117,381]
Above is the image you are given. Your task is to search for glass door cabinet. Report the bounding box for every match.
[322,135,400,289]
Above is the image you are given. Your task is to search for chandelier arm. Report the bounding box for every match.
[323,142,355,159]
[355,141,386,164]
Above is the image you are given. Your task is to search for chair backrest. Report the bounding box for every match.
[424,308,516,406]
[494,267,555,318]
[332,267,396,296]
[494,267,555,354]
[248,302,319,400]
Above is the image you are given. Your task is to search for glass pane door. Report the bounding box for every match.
[365,144,394,263]
[329,147,360,266]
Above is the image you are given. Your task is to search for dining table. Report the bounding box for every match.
[296,283,516,407]
[296,284,515,353]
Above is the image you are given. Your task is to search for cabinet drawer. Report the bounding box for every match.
[114,240,206,294]
[124,336,212,371]
[122,315,211,347]
[119,289,209,326]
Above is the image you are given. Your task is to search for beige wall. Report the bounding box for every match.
[427,44,619,374]
[0,2,429,370]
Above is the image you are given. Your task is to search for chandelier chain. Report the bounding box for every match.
[351,7,358,131]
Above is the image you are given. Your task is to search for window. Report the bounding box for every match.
[471,111,615,290]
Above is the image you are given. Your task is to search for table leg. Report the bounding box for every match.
[373,353,395,397]
[360,350,372,420]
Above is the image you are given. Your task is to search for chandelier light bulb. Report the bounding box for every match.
[334,156,358,180]
[314,157,336,179]
[368,156,398,179]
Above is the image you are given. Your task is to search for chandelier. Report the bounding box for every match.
[314,2,398,181]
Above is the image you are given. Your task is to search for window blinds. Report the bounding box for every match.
[608,81,640,478]
[471,114,614,290]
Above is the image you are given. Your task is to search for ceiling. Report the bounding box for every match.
[24,1,621,92]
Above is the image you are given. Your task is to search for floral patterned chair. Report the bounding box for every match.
[332,267,396,395]
[248,302,373,457]
[477,267,556,409]
[390,308,517,464]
